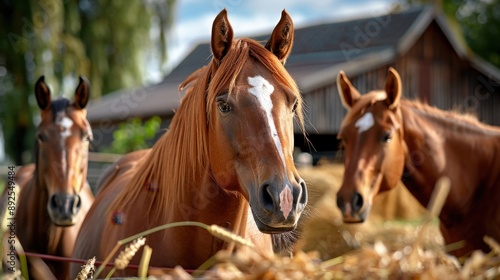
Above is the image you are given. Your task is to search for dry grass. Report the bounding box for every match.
[76,162,500,279]
[296,162,430,260]
[170,162,498,279]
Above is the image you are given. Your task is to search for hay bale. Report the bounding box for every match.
[299,163,426,222]
[296,163,430,260]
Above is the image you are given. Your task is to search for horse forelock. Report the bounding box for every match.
[340,90,387,133]
[112,37,306,223]
[50,98,71,121]
[206,38,305,131]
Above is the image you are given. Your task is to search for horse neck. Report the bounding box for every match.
[173,169,250,235]
[132,133,250,238]
[400,102,500,216]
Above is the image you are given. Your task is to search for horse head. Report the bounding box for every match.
[205,10,307,233]
[34,76,92,226]
[336,68,406,222]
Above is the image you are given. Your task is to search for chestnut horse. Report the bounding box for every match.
[70,9,307,277]
[335,67,500,258]
[2,76,94,279]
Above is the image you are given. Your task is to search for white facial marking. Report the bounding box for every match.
[247,75,286,167]
[355,112,374,133]
[279,186,293,219]
[58,116,74,139]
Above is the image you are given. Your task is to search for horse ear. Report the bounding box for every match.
[74,76,90,109]
[385,67,402,109]
[265,9,294,64]
[35,76,51,110]
[337,70,361,110]
[211,9,234,64]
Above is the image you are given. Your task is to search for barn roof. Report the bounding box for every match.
[87,5,500,123]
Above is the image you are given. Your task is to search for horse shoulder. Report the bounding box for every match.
[70,180,119,277]
[1,164,36,213]
[94,149,149,194]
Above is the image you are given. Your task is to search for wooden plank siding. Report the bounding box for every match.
[395,21,500,126]
[86,6,500,156]
[301,20,500,136]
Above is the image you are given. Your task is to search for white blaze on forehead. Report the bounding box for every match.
[247,75,286,167]
[58,115,74,139]
[355,112,374,133]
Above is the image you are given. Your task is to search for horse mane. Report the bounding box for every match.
[51,98,70,120]
[339,90,386,131]
[111,38,305,222]
[402,99,481,126]
[340,90,497,133]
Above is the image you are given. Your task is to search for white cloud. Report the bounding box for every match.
[165,0,395,71]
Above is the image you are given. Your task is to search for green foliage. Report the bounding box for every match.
[454,0,500,68]
[0,1,36,164]
[0,0,176,164]
[103,116,162,154]
[395,0,500,69]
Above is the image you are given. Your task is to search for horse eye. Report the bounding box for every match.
[37,133,47,143]
[382,132,392,143]
[292,99,298,113]
[338,138,346,149]
[217,101,231,113]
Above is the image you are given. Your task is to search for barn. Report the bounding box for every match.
[86,5,500,162]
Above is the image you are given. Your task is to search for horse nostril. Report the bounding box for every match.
[299,180,307,205]
[351,192,364,213]
[336,195,345,211]
[73,195,82,214]
[50,195,59,210]
[260,184,275,211]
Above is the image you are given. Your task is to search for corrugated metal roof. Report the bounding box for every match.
[86,5,500,123]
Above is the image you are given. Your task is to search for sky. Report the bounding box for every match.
[165,0,397,72]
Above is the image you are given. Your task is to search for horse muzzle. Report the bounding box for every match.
[47,193,82,226]
[250,179,308,233]
[336,190,370,223]
[337,172,383,223]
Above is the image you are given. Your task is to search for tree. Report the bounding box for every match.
[0,1,36,165]
[102,116,162,154]
[0,0,175,164]
[453,0,500,68]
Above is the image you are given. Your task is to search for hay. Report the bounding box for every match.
[80,163,500,279]
[156,226,500,279]
[296,163,429,260]
[162,163,499,279]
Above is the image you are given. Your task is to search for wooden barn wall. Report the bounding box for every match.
[302,67,390,134]
[394,21,500,126]
[302,20,500,135]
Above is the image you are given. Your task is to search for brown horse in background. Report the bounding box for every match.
[71,9,307,277]
[335,67,500,258]
[1,76,95,279]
